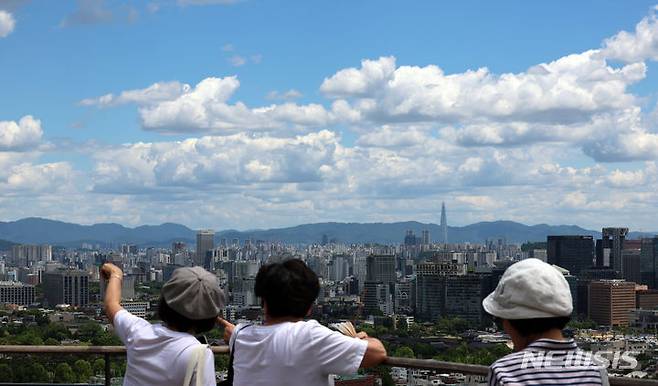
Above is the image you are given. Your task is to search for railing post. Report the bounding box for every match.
[105,352,111,386]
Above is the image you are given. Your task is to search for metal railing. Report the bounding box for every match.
[0,345,656,386]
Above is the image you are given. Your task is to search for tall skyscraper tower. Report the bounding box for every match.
[601,227,629,274]
[547,235,594,276]
[440,202,448,244]
[196,229,215,268]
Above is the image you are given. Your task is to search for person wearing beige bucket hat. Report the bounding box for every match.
[101,262,225,385]
[483,258,609,386]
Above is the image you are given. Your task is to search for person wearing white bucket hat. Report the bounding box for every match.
[483,258,609,386]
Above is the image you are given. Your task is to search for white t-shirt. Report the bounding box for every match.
[231,320,368,386]
[113,309,215,386]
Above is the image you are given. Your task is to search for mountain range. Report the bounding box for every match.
[0,217,655,248]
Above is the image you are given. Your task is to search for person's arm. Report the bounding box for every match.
[356,331,387,368]
[217,317,235,344]
[100,263,124,324]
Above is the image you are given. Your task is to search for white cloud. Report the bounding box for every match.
[19,6,658,230]
[266,89,303,101]
[322,54,644,128]
[137,77,331,133]
[580,108,658,162]
[321,56,396,98]
[91,130,343,192]
[60,0,114,27]
[0,116,43,151]
[228,54,246,67]
[356,126,428,148]
[0,10,15,38]
[79,81,191,107]
[606,165,655,188]
[455,195,501,210]
[601,6,658,62]
[562,191,589,208]
[3,162,75,194]
[82,77,328,134]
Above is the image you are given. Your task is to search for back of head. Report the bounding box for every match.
[160,266,225,333]
[482,258,573,335]
[255,259,320,318]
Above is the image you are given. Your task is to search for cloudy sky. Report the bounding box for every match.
[2,1,658,231]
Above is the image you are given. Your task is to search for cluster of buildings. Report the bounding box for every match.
[0,213,657,335]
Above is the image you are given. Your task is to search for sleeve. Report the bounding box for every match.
[112,309,151,345]
[599,367,609,386]
[308,322,369,375]
[487,366,499,386]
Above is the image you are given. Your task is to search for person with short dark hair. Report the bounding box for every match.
[483,258,609,386]
[102,263,224,385]
[219,259,387,386]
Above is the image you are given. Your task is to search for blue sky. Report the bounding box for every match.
[1,0,658,231]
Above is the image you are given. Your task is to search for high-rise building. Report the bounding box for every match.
[622,240,642,284]
[43,269,89,307]
[363,255,396,316]
[0,281,35,305]
[576,267,620,316]
[440,202,448,244]
[421,230,430,245]
[363,281,393,315]
[404,230,416,246]
[640,237,658,289]
[414,261,466,322]
[445,274,491,326]
[636,289,658,309]
[329,255,349,282]
[100,273,136,300]
[394,278,415,315]
[366,255,396,287]
[547,235,594,277]
[588,280,636,327]
[600,228,629,274]
[195,229,215,268]
[172,242,186,255]
[11,244,52,266]
[415,271,445,322]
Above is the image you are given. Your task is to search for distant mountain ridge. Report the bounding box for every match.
[0,217,654,247]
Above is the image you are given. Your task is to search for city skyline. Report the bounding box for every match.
[2,2,658,230]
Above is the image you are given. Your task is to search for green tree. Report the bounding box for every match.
[0,363,13,382]
[215,354,229,371]
[45,337,59,346]
[15,330,44,345]
[93,358,106,375]
[435,317,470,334]
[392,346,415,358]
[93,330,122,346]
[42,322,71,341]
[77,321,102,343]
[54,363,76,384]
[74,359,94,383]
[16,362,51,383]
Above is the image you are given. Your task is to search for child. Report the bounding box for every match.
[101,263,224,385]
[483,258,609,386]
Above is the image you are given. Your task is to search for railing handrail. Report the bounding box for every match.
[0,345,656,386]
